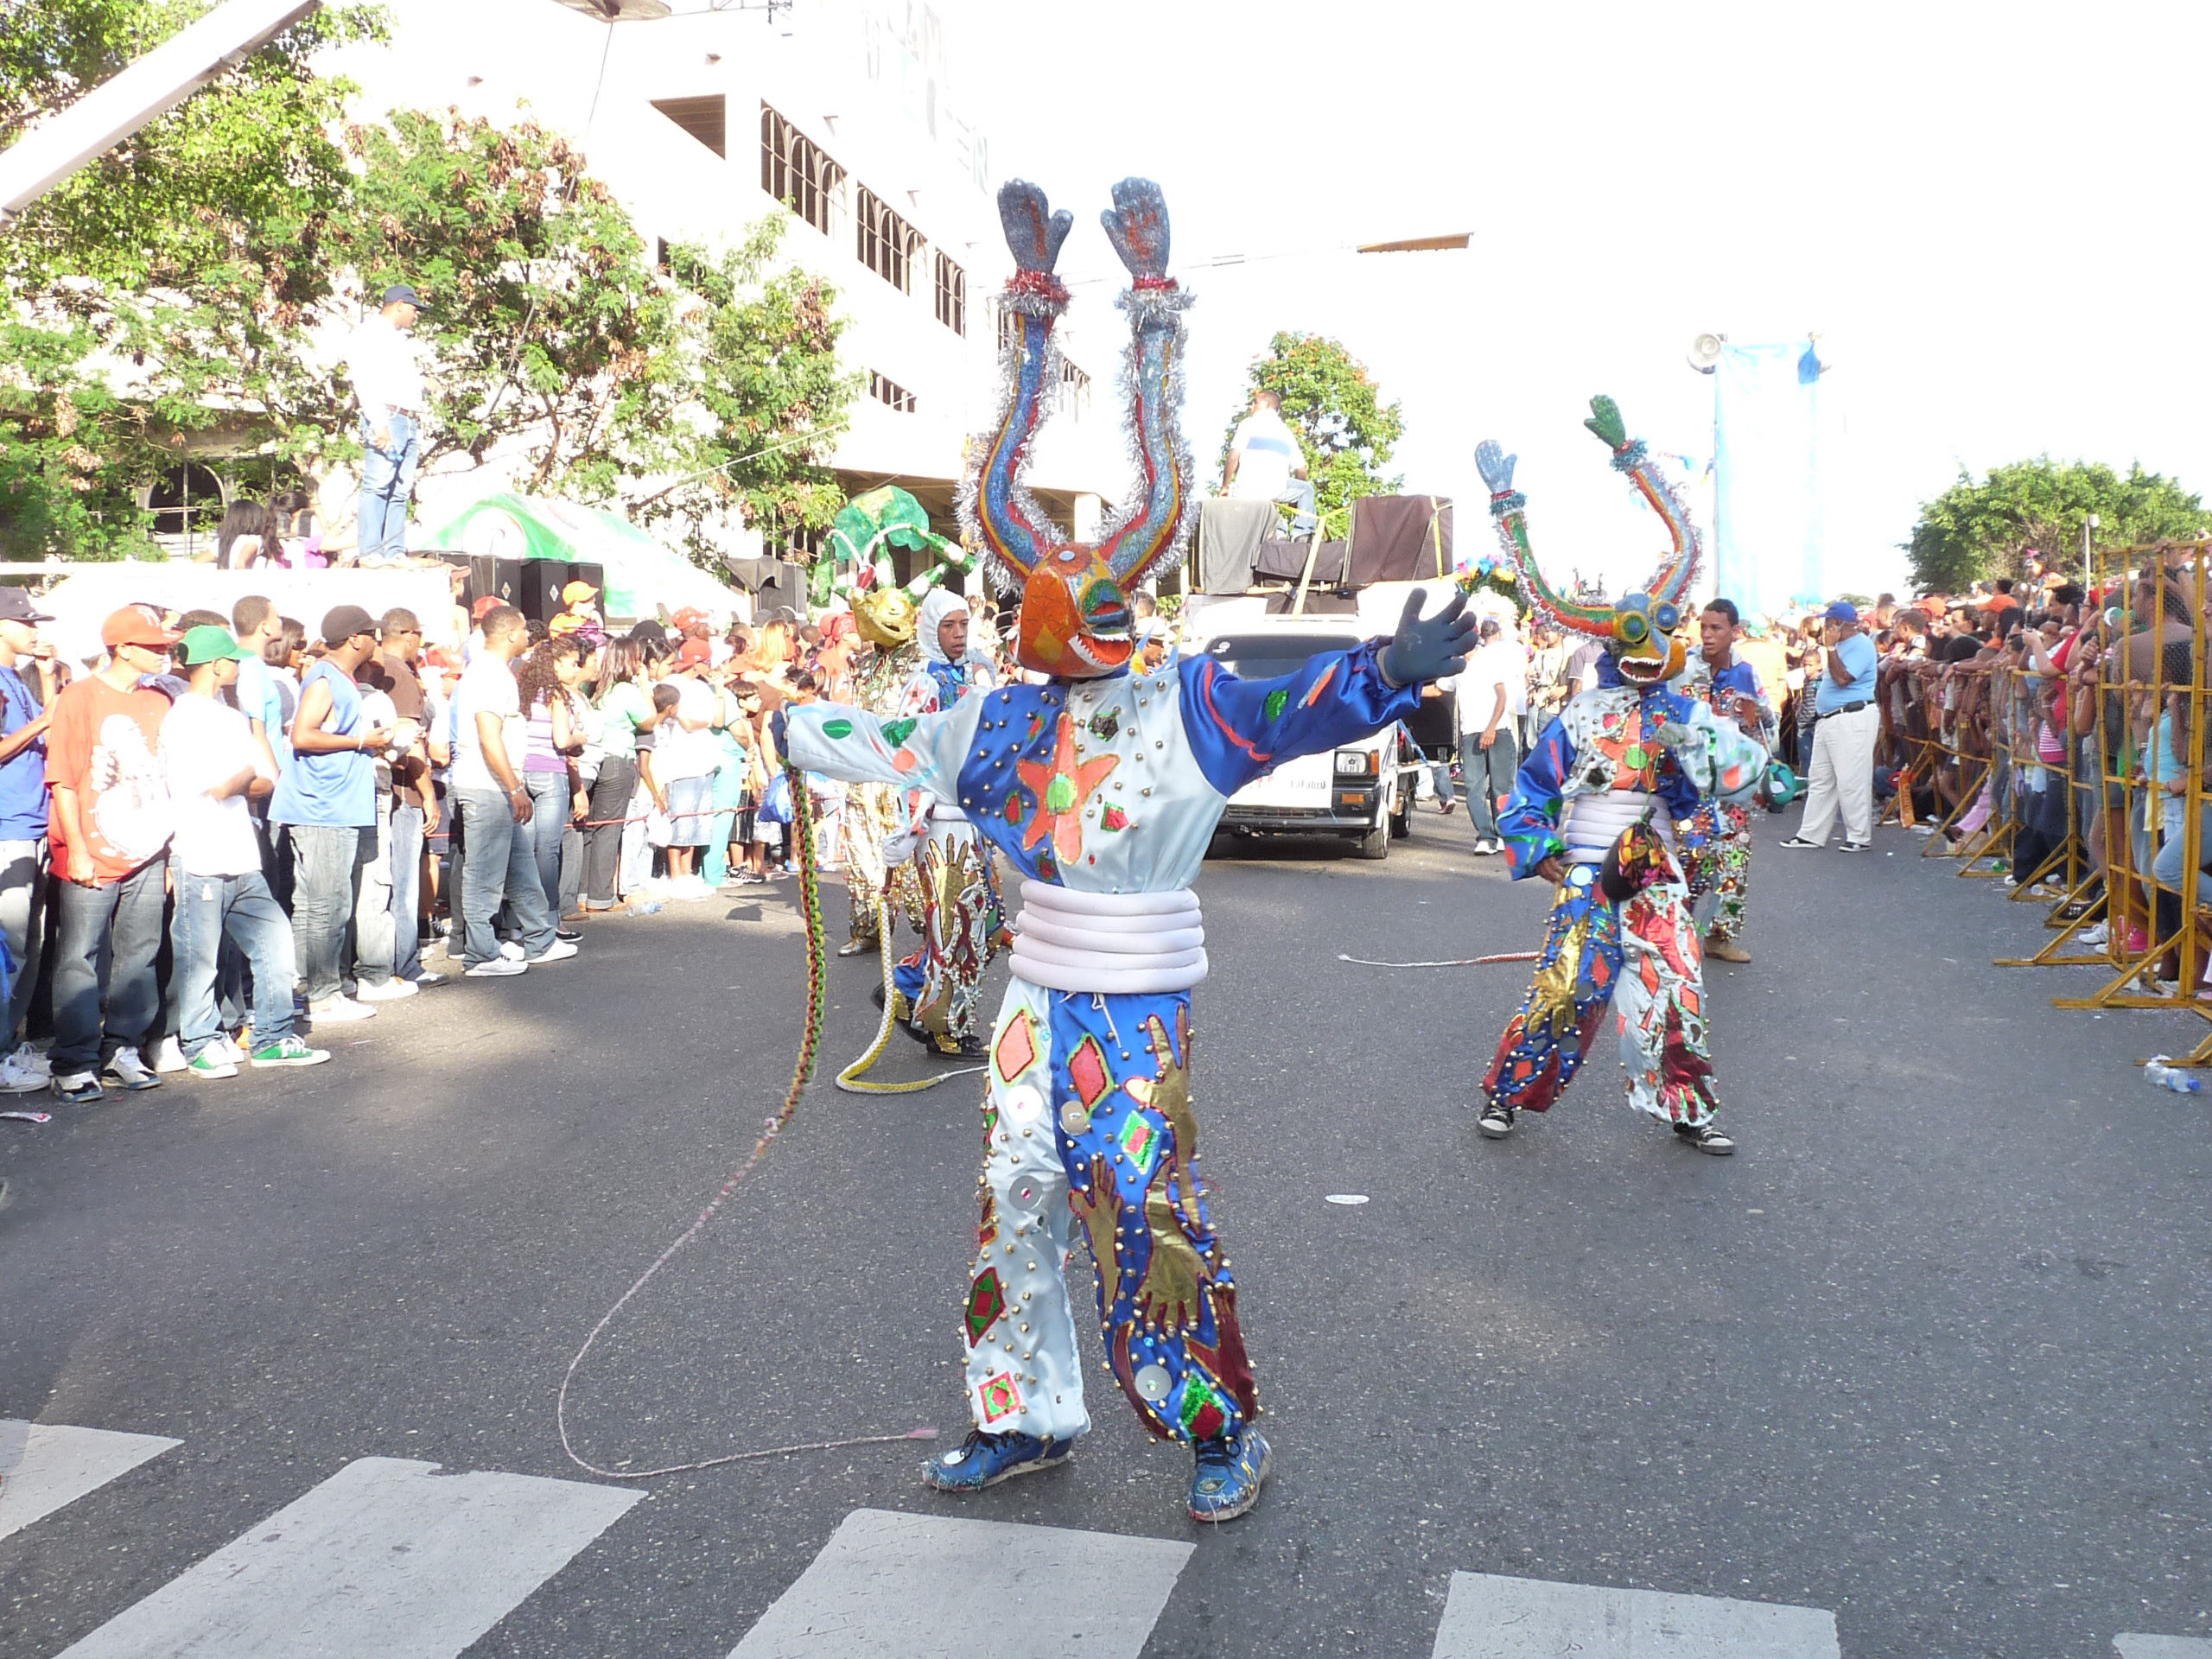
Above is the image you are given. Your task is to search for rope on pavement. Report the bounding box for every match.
[1337,950,1541,968]
[556,766,938,1479]
[835,920,982,1093]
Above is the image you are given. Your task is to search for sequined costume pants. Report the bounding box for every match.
[891,821,1004,1051]
[1684,800,1753,939]
[963,977,1260,1446]
[842,781,916,944]
[1480,860,1720,1128]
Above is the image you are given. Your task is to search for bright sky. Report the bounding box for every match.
[934,0,2211,600]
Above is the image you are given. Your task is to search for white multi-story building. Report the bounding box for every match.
[327,0,1122,572]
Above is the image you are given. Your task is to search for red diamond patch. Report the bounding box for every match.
[1068,1035,1112,1108]
[995,1011,1038,1083]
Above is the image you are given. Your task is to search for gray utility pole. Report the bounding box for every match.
[0,0,321,224]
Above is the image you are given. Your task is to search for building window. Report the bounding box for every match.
[1058,359,1092,420]
[995,303,1020,353]
[855,187,922,293]
[868,372,918,413]
[652,95,726,157]
[760,104,843,236]
[933,251,966,336]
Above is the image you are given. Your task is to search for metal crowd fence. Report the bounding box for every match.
[1877,544,2212,1067]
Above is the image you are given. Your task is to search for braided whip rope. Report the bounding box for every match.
[834,902,978,1094]
[556,764,938,1478]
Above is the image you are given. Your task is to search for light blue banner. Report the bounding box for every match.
[1713,341,1827,621]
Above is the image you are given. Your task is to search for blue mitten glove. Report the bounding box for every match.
[1100,177,1171,280]
[1474,440,1517,495]
[999,180,1072,275]
[1379,588,1476,687]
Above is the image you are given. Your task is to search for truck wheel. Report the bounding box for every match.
[1356,817,1390,861]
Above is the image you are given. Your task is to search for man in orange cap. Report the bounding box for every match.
[44,607,182,1102]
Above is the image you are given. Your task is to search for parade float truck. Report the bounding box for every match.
[1184,582,1456,863]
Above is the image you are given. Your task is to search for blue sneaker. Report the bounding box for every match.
[1188,1426,1272,1522]
[921,1429,1076,1492]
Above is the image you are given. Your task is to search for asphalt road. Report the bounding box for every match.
[3,799,2209,1658]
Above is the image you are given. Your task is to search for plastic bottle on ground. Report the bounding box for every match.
[2144,1056,2203,1094]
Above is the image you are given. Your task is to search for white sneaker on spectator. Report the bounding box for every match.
[216,1033,248,1065]
[150,1035,190,1073]
[465,957,527,978]
[0,1051,48,1094]
[103,1046,162,1091]
[529,938,580,965]
[8,1041,51,1081]
[405,968,448,988]
[2077,922,2109,947]
[355,976,418,1002]
[307,995,379,1023]
[499,940,527,962]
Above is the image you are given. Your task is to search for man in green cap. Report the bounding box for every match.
[161,626,330,1077]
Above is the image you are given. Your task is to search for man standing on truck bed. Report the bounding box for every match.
[1223,388,1317,537]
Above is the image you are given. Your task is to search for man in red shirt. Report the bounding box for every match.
[45,607,180,1102]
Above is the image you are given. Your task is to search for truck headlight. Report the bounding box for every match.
[1334,749,1376,777]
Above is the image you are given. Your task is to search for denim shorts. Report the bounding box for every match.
[664,774,715,847]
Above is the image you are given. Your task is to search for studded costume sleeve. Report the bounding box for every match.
[1176,643,1422,800]
[1496,715,1573,880]
[781,695,986,809]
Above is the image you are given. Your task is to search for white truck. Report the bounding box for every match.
[1185,584,1458,862]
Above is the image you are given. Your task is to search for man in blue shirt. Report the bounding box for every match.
[0,589,56,1093]
[1779,599,1880,852]
[270,605,397,1022]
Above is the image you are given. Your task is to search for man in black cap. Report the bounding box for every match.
[346,283,425,567]
[0,588,56,1092]
[270,605,399,1023]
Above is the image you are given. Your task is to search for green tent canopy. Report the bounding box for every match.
[424,493,743,622]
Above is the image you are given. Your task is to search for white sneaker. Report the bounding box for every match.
[9,1041,51,1081]
[216,1033,248,1065]
[2076,922,2109,948]
[405,968,448,988]
[528,938,579,965]
[354,976,419,1002]
[150,1035,190,1073]
[0,1052,47,1094]
[102,1046,162,1091]
[307,995,379,1023]
[499,940,527,962]
[465,957,528,978]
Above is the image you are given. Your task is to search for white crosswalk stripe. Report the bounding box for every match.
[1430,1571,1840,1658]
[49,1455,641,1659]
[726,1507,1194,1659]
[0,1421,180,1543]
[2115,1639,2212,1657]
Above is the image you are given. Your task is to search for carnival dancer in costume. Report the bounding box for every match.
[780,177,1473,1522]
[1681,598,1775,963]
[837,589,925,959]
[1473,398,1783,1155]
[884,588,1007,1055]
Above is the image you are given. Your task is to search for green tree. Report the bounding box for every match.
[335,108,688,499]
[1905,458,2210,591]
[647,217,859,565]
[0,0,385,556]
[1224,332,1404,526]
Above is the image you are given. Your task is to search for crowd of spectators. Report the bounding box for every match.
[0,582,994,1104]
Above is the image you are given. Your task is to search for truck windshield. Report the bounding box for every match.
[1204,633,1364,683]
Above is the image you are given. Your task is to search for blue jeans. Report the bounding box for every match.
[358,413,420,563]
[522,771,569,921]
[0,835,47,1044]
[664,772,715,848]
[457,788,556,967]
[391,802,424,981]
[172,868,297,1053]
[50,856,168,1075]
[1459,728,1521,839]
[288,823,380,1002]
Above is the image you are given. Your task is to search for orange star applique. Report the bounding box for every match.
[1015,712,1119,863]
